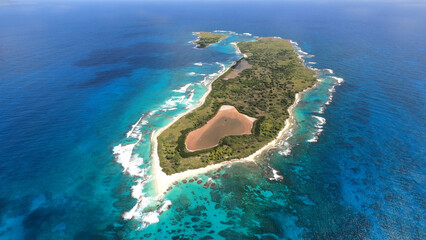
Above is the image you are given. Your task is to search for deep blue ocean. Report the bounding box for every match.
[0,1,425,239]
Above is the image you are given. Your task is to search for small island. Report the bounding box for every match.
[156,36,316,175]
[192,32,229,48]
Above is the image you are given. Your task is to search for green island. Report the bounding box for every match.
[193,32,228,48]
[158,37,316,174]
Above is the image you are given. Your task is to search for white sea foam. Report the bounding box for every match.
[148,110,158,116]
[122,193,152,219]
[231,42,242,55]
[115,43,232,230]
[173,83,192,93]
[188,72,206,76]
[306,116,326,143]
[130,179,145,199]
[313,115,326,127]
[162,96,185,108]
[161,88,196,111]
[113,141,145,178]
[200,62,226,85]
[119,34,346,231]
[325,94,333,105]
[325,69,334,74]
[162,108,177,112]
[277,141,292,156]
[290,40,298,46]
[269,168,284,181]
[332,76,344,84]
[113,140,150,221]
[182,89,195,109]
[138,199,172,226]
[120,173,173,228]
[194,62,203,66]
[279,148,292,156]
[289,40,328,144]
[158,200,172,214]
[243,32,252,36]
[289,40,344,147]
[126,114,149,139]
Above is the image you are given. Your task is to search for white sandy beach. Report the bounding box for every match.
[151,57,237,194]
[151,91,303,195]
[151,40,316,195]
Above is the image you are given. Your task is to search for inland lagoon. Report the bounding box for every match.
[0,1,424,239]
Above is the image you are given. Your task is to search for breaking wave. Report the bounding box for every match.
[274,40,344,155]
[112,43,241,229]
[113,33,344,230]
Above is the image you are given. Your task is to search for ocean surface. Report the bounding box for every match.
[0,1,425,239]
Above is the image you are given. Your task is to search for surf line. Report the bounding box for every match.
[151,39,311,194]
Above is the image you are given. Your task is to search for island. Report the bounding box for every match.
[192,32,229,48]
[156,36,317,175]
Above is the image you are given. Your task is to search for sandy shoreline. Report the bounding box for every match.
[151,40,316,195]
[151,58,238,194]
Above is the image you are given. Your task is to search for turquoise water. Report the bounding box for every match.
[0,1,424,239]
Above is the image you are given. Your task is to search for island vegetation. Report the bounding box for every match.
[158,37,316,174]
[193,32,228,48]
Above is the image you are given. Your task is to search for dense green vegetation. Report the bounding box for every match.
[158,37,316,174]
[193,32,228,48]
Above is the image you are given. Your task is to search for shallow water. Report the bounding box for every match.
[0,1,425,239]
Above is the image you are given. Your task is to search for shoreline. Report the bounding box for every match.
[151,39,316,195]
[189,32,228,48]
[151,91,305,195]
[151,56,239,194]
[188,32,201,48]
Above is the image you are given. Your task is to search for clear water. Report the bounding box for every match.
[0,1,424,239]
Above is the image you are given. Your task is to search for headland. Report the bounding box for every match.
[191,32,229,48]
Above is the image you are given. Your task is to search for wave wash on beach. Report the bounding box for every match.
[112,31,344,230]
